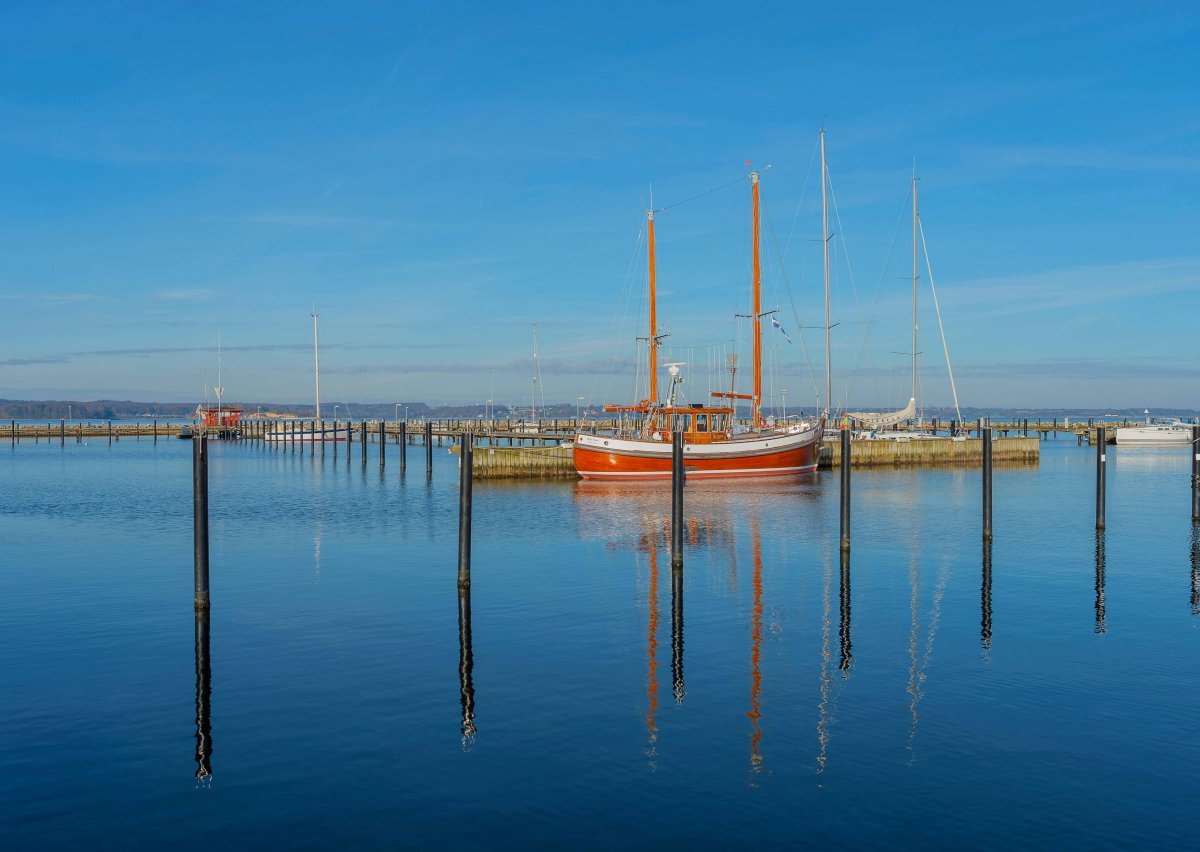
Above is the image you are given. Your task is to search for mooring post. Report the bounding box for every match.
[107,420,112,444]
[154,419,158,443]
[399,422,407,469]
[60,418,65,444]
[425,421,433,473]
[983,423,993,540]
[379,420,386,467]
[193,435,210,611]
[361,420,367,464]
[10,419,14,446]
[840,426,852,552]
[458,432,473,587]
[1096,426,1106,530]
[671,429,685,568]
[1192,425,1200,524]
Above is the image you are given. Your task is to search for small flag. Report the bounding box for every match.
[771,316,792,343]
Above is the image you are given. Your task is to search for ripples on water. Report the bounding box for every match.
[3,436,1200,847]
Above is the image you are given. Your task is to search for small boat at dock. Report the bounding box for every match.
[1115,410,1195,445]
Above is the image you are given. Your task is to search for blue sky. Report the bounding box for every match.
[0,1,1197,410]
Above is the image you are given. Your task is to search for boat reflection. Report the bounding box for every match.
[194,610,212,783]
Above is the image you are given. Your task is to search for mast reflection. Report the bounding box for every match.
[981,540,992,654]
[194,609,212,782]
[1094,532,1106,635]
[816,553,833,774]
[457,585,476,746]
[838,551,852,673]
[747,519,764,773]
[646,537,660,765]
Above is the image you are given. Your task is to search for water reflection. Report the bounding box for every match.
[747,519,764,774]
[1094,532,1107,635]
[981,540,993,654]
[838,551,852,673]
[671,563,684,705]
[645,537,660,767]
[816,552,833,775]
[457,586,476,747]
[906,552,951,765]
[1192,528,1200,616]
[194,610,213,783]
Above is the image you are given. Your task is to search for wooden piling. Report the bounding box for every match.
[1192,425,1200,524]
[840,427,851,552]
[458,433,473,587]
[671,430,684,568]
[193,436,210,611]
[399,422,407,469]
[983,424,993,540]
[379,421,385,467]
[1096,426,1106,530]
[425,421,433,473]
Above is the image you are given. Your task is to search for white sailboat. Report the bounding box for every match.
[847,166,961,439]
[265,311,350,442]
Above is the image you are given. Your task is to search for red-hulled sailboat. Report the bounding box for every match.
[573,170,823,481]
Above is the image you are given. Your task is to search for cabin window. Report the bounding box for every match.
[695,414,709,433]
[671,414,692,432]
[712,414,727,432]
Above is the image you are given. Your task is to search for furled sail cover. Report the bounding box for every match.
[846,397,916,429]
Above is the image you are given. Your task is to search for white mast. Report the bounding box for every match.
[215,332,224,424]
[821,128,832,417]
[531,322,539,422]
[312,309,321,420]
[912,167,919,415]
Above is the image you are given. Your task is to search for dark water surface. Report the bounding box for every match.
[3,436,1199,848]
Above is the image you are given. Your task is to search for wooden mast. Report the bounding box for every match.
[647,209,659,405]
[751,171,762,430]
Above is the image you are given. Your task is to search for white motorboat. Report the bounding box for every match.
[1114,410,1195,445]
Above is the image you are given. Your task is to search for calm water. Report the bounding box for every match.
[3,434,1199,848]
